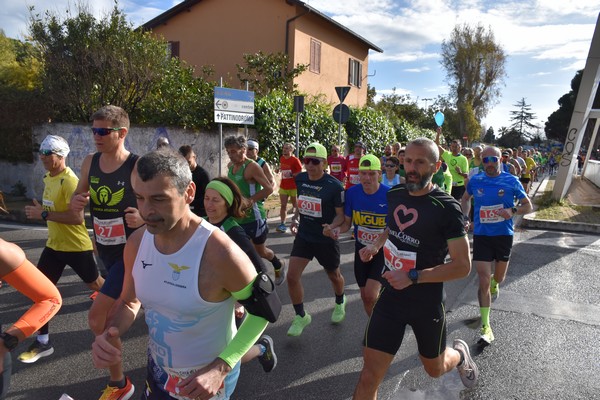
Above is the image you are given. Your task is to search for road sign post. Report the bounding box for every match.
[334,86,351,146]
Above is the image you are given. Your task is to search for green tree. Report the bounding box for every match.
[254,90,338,165]
[0,30,42,90]
[28,3,169,121]
[440,23,507,140]
[345,107,396,154]
[496,127,520,148]
[545,70,600,143]
[483,126,495,143]
[509,97,538,142]
[236,51,308,96]
[0,31,47,162]
[135,60,216,130]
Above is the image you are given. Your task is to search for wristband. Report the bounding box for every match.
[511,206,518,214]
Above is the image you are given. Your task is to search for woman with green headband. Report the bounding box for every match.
[204,177,278,373]
[204,177,268,275]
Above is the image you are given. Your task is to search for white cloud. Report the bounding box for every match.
[404,66,431,73]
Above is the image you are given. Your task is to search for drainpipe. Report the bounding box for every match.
[285,6,310,55]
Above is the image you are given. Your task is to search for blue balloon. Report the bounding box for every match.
[434,111,444,127]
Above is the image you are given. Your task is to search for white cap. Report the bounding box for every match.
[247,140,259,150]
[40,135,70,157]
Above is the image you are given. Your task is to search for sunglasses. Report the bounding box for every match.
[303,157,321,165]
[385,164,397,168]
[39,149,54,156]
[482,156,499,163]
[91,127,124,136]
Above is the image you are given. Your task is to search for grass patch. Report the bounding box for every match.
[534,179,600,224]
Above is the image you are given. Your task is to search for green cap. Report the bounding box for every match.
[304,142,327,159]
[358,154,381,171]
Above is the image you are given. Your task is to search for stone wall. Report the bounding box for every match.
[0,123,256,199]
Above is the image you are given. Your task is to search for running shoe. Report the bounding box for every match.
[490,278,499,299]
[453,339,479,388]
[18,340,54,364]
[331,295,346,324]
[287,313,311,336]
[257,335,277,373]
[478,325,495,345]
[276,223,287,233]
[274,260,287,286]
[99,376,135,400]
[89,291,99,301]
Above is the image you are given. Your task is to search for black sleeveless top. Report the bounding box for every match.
[88,152,139,267]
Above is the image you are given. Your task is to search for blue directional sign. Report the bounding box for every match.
[214,87,255,124]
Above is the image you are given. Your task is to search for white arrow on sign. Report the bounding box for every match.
[214,99,254,113]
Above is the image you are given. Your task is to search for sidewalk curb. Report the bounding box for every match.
[521,175,600,235]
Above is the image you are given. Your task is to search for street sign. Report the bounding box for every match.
[214,87,254,125]
[214,111,255,125]
[333,104,350,124]
[335,86,351,103]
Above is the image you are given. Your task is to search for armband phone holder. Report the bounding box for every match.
[238,272,282,323]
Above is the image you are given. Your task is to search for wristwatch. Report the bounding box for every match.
[41,210,49,221]
[511,206,518,214]
[0,332,18,351]
[408,268,419,285]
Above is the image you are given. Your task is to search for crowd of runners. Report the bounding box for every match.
[1,105,543,400]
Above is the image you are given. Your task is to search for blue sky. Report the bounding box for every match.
[2,0,599,136]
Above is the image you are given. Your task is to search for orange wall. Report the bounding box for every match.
[149,0,372,106]
[291,13,370,107]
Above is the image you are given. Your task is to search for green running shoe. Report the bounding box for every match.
[478,325,495,345]
[287,313,312,336]
[331,295,346,324]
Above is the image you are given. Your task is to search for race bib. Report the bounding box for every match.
[479,204,504,223]
[330,164,342,173]
[349,174,360,184]
[281,169,293,179]
[383,239,416,272]
[163,366,225,400]
[42,199,55,210]
[357,226,384,246]
[297,195,322,218]
[93,216,127,245]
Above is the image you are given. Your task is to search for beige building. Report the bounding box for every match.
[142,0,383,107]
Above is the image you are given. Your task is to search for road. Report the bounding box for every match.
[1,220,600,400]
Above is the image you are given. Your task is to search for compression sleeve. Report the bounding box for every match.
[218,279,268,368]
[2,259,62,337]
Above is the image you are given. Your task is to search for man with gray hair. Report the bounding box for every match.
[18,135,104,365]
[353,137,478,398]
[91,149,274,400]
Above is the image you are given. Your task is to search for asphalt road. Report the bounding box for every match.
[1,220,600,400]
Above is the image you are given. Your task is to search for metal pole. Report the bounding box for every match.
[219,77,223,176]
[244,81,249,137]
[295,112,300,158]
[338,100,342,146]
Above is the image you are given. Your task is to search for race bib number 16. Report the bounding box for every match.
[383,239,416,272]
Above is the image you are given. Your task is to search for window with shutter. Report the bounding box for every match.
[310,39,321,74]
